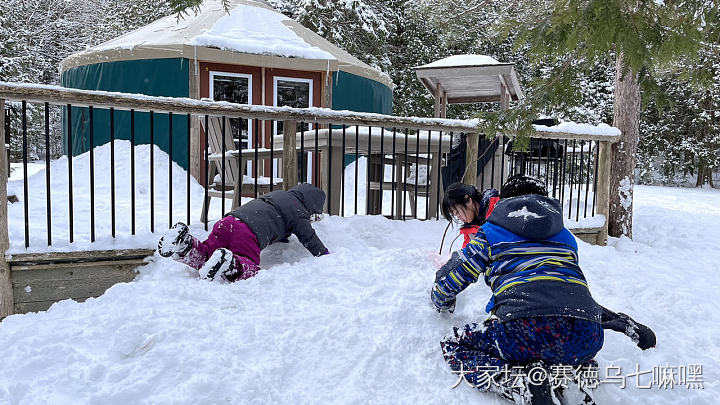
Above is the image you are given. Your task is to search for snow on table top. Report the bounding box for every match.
[190,3,335,60]
[417,54,504,68]
[1,185,720,403]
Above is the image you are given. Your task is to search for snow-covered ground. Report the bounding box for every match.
[2,145,720,404]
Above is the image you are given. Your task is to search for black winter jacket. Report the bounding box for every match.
[227,183,328,256]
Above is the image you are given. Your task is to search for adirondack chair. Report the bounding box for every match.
[199,116,281,222]
[200,116,242,223]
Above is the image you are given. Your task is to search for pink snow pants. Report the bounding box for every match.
[178,216,262,280]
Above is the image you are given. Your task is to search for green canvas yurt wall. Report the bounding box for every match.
[60,62,392,171]
[60,58,191,169]
[332,71,392,115]
[331,70,392,167]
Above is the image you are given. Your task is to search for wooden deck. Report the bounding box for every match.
[4,249,153,317]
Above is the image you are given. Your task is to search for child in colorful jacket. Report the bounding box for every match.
[157,183,329,282]
[440,180,656,351]
[433,175,604,404]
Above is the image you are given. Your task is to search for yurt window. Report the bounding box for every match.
[273,77,313,135]
[209,71,253,149]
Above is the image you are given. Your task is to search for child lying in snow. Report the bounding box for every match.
[157,183,329,282]
[440,179,656,351]
[431,175,608,404]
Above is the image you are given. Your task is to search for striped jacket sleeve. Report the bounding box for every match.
[431,229,491,310]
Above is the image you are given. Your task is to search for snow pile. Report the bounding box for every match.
[191,4,335,60]
[1,186,719,404]
[5,141,229,253]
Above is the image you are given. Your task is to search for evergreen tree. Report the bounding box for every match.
[639,43,720,187]
[505,0,708,238]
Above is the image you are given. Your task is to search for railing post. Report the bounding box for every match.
[464,131,479,186]
[0,98,13,319]
[4,105,9,177]
[595,140,612,245]
[283,120,297,190]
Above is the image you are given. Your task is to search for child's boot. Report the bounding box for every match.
[158,222,193,259]
[199,248,237,282]
[492,361,559,405]
[524,362,558,405]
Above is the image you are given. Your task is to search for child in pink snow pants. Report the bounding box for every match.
[157,183,329,282]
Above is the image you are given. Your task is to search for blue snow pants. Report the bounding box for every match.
[440,316,604,390]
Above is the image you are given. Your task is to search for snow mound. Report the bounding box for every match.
[1,184,719,403]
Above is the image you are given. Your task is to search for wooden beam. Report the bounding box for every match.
[508,67,525,100]
[0,98,12,319]
[0,82,477,134]
[447,95,503,104]
[6,248,154,264]
[283,120,298,190]
[594,141,612,245]
[415,65,515,80]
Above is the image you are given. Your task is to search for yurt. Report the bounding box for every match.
[59,0,393,173]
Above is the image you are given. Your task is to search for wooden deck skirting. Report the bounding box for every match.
[0,228,604,318]
[2,248,154,318]
[570,227,606,245]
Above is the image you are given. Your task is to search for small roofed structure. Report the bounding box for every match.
[414,54,525,188]
[414,54,524,118]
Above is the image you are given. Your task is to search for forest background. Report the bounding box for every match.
[1,0,717,190]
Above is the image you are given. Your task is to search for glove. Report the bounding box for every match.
[437,298,456,313]
[430,288,456,313]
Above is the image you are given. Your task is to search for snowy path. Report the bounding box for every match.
[0,185,719,404]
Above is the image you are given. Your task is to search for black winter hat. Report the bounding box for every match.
[500,174,548,198]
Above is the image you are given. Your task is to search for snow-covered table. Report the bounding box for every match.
[272,127,452,217]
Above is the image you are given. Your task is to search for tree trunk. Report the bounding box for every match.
[696,165,705,187]
[609,53,640,238]
[696,165,714,187]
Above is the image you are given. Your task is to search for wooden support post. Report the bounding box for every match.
[320,144,343,215]
[282,120,297,190]
[324,72,333,109]
[434,84,445,118]
[0,98,13,319]
[500,79,510,111]
[464,131,479,186]
[595,141,612,245]
[441,91,447,119]
[188,59,201,182]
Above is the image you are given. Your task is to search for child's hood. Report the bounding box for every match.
[288,183,326,214]
[485,194,563,239]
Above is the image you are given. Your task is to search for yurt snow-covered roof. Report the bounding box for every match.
[60,0,392,88]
